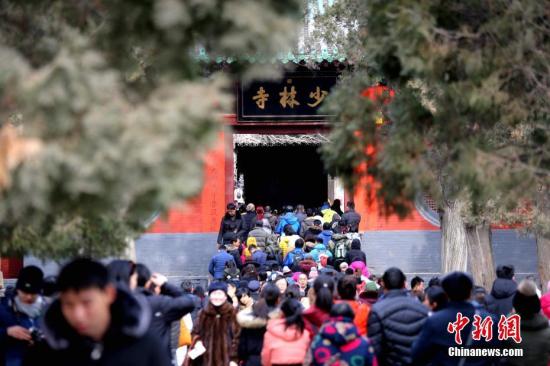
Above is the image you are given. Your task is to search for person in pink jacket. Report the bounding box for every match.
[261,298,311,366]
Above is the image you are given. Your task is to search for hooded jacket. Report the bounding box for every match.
[303,225,323,243]
[310,244,333,263]
[275,213,300,235]
[237,308,268,366]
[310,317,376,366]
[368,289,428,366]
[24,287,170,366]
[507,313,550,366]
[317,230,333,247]
[485,278,517,316]
[261,318,310,366]
[345,240,367,264]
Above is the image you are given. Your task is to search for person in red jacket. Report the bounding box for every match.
[335,275,370,336]
[261,298,311,366]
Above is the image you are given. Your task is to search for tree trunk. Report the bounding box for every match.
[440,200,468,273]
[466,222,495,290]
[536,233,550,291]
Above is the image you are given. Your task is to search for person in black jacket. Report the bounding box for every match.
[240,203,258,241]
[218,203,243,245]
[412,272,501,366]
[237,284,279,366]
[367,267,428,366]
[345,238,367,264]
[134,263,195,360]
[485,264,517,316]
[342,201,361,233]
[24,258,170,366]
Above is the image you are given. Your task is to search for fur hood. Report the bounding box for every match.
[42,287,151,351]
[237,308,268,329]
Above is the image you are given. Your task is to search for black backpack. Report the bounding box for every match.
[291,251,305,271]
[223,260,240,281]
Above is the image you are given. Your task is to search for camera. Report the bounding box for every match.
[29,327,44,343]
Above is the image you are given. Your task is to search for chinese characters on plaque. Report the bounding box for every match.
[238,72,338,122]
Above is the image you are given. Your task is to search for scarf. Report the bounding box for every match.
[15,295,44,318]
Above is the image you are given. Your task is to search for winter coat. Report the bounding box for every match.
[368,289,428,366]
[310,317,376,366]
[303,305,330,337]
[248,228,269,248]
[191,301,240,366]
[303,226,323,243]
[0,293,46,366]
[283,248,305,270]
[412,301,502,366]
[485,278,517,316]
[24,287,170,366]
[251,250,267,267]
[335,300,370,336]
[310,244,333,263]
[241,212,258,240]
[321,208,338,224]
[345,249,367,265]
[261,318,310,366]
[237,308,268,366]
[541,292,550,319]
[264,213,278,230]
[275,213,300,235]
[300,216,323,236]
[136,284,195,358]
[217,214,243,244]
[507,313,550,366]
[317,230,333,247]
[342,209,362,233]
[208,251,236,280]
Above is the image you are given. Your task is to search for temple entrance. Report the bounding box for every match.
[235,143,328,210]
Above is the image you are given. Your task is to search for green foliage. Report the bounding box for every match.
[321,0,550,230]
[0,0,302,259]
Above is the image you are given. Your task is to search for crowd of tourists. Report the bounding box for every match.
[1,200,550,366]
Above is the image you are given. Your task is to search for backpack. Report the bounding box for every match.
[223,260,240,281]
[329,234,351,260]
[265,244,282,264]
[291,251,305,271]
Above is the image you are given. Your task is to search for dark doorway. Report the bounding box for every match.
[235,144,328,210]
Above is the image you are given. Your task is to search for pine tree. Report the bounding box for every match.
[319,0,550,287]
[0,0,303,260]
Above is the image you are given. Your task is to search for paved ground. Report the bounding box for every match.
[22,229,537,286]
[133,229,538,283]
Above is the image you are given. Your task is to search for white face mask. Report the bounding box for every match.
[209,290,228,307]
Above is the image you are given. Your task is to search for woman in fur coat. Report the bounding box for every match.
[189,282,241,366]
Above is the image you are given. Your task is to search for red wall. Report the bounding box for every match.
[353,174,438,231]
[1,257,23,278]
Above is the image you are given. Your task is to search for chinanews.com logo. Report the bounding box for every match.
[447,312,524,358]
